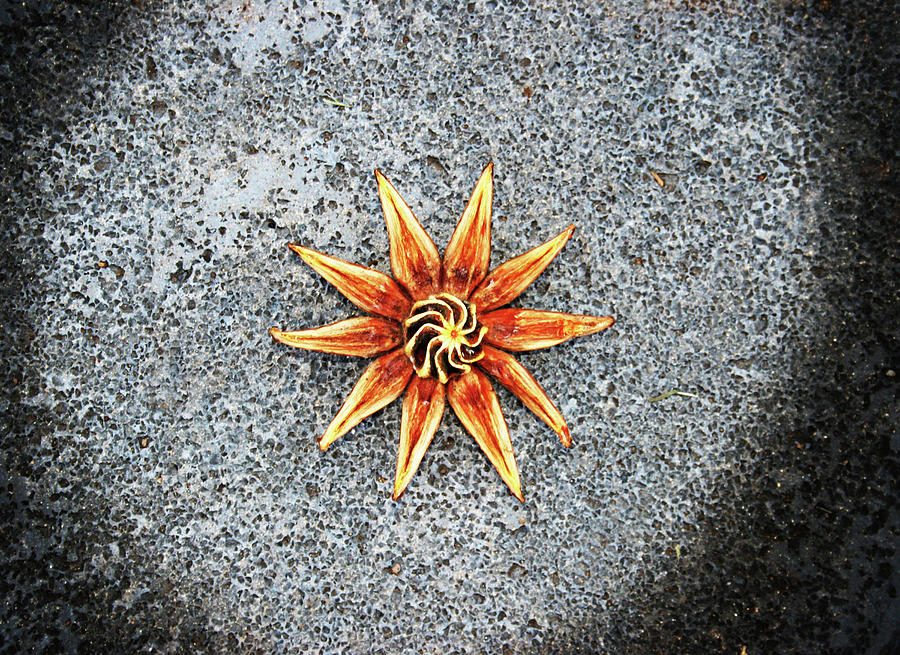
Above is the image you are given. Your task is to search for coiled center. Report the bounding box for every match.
[402,292,487,383]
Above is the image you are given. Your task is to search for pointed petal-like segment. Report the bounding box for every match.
[319,348,413,451]
[375,169,442,299]
[442,162,493,298]
[269,317,401,357]
[478,345,571,446]
[288,244,411,321]
[470,224,575,313]
[393,376,446,500]
[447,368,524,502]
[482,309,614,351]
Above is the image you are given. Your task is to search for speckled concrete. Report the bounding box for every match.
[1,1,897,653]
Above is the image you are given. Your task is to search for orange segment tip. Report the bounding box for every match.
[318,348,413,451]
[393,376,446,500]
[287,243,411,321]
[269,317,402,357]
[470,224,575,313]
[482,309,614,351]
[442,162,494,299]
[447,369,523,502]
[376,170,442,299]
[478,345,572,447]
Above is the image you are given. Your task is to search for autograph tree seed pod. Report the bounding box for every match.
[270,163,615,501]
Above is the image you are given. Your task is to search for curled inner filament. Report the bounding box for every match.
[402,292,488,383]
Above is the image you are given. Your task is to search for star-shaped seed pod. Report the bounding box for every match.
[270,163,614,501]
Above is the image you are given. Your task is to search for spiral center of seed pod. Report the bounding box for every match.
[402,292,488,384]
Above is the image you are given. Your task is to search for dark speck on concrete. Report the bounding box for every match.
[149,99,167,116]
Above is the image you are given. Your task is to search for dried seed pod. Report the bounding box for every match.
[402,292,488,384]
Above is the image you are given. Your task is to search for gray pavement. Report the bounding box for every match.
[1,1,897,653]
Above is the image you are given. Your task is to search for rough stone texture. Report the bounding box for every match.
[1,1,897,653]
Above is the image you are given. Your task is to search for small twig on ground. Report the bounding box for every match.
[321,93,350,108]
[648,389,699,402]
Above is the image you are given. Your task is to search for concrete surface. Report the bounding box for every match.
[1,1,897,653]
